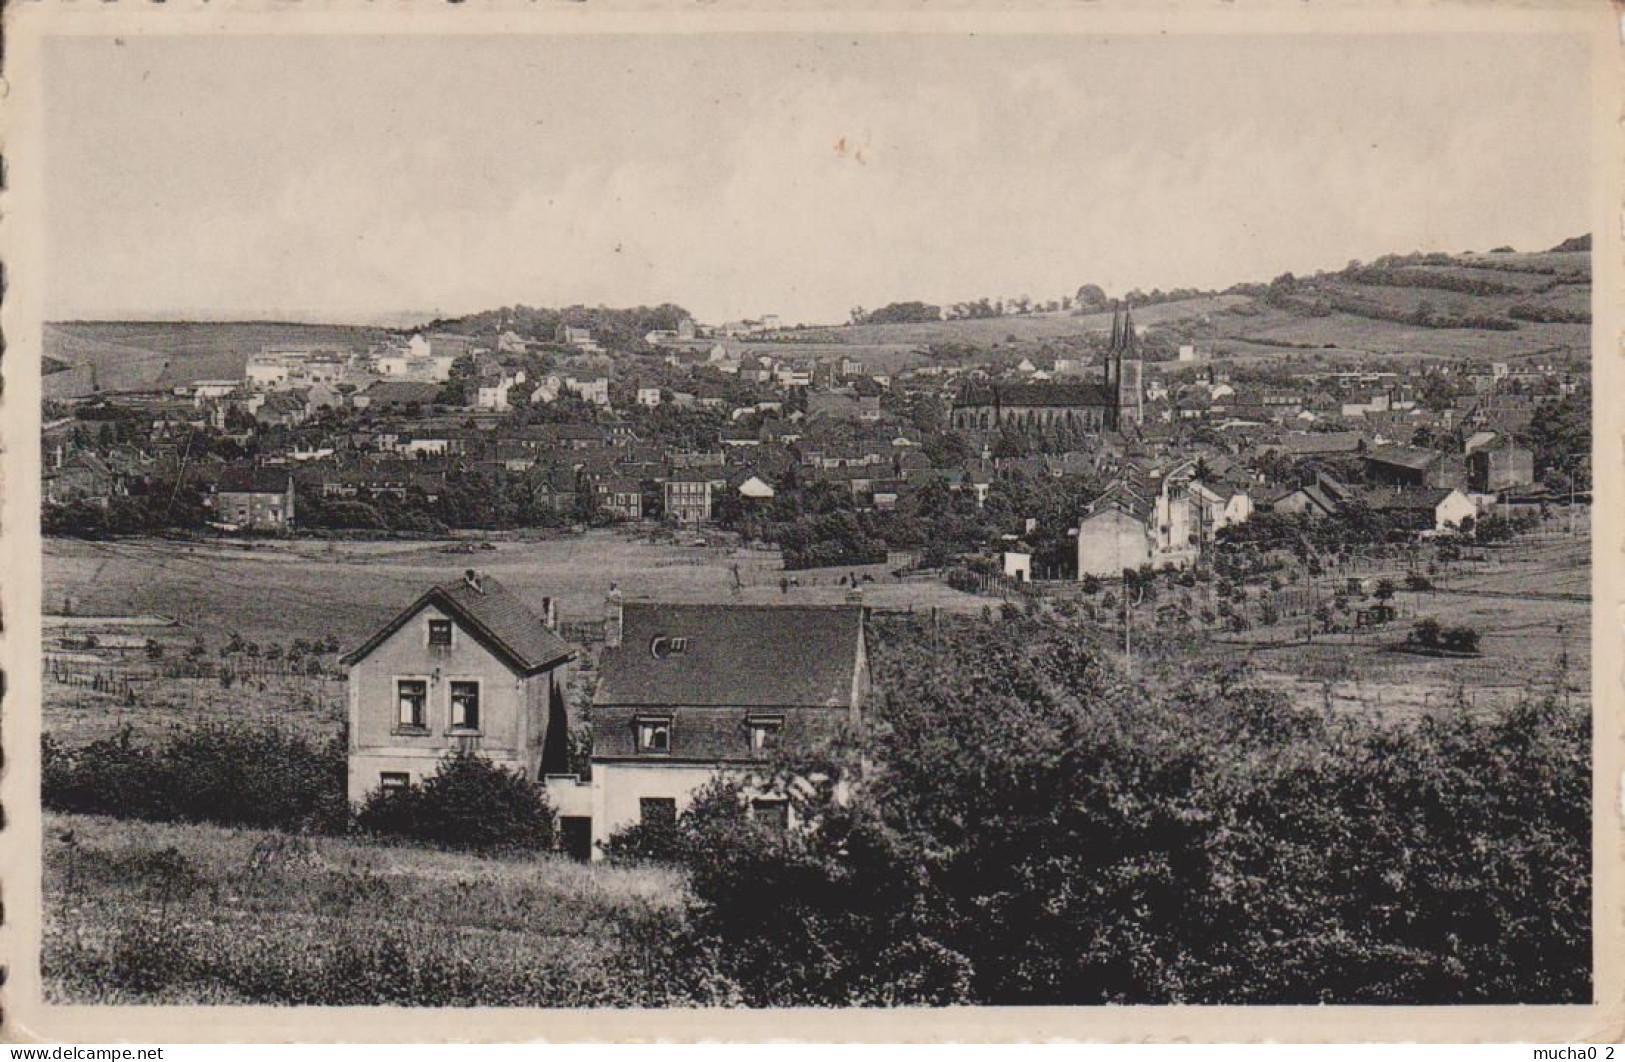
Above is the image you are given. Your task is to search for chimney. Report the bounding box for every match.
[604,583,624,648]
[541,595,558,631]
[463,569,483,594]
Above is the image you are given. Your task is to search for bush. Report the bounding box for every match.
[1441,626,1481,654]
[945,567,982,594]
[1411,618,1443,649]
[355,751,556,853]
[647,614,1589,1005]
[43,723,347,832]
[1405,572,1434,591]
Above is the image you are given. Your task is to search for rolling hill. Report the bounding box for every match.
[42,321,391,399]
[809,244,1591,365]
[41,241,1590,397]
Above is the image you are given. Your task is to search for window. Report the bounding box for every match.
[637,717,672,753]
[450,680,480,730]
[751,799,789,831]
[640,797,677,827]
[427,619,453,647]
[749,716,783,754]
[380,771,410,793]
[397,679,427,729]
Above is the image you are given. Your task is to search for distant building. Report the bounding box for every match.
[1467,444,1535,493]
[1364,487,1479,534]
[1076,489,1153,578]
[663,469,724,525]
[213,466,296,531]
[953,305,1143,433]
[1364,445,1465,491]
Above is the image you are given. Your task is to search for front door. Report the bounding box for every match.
[560,816,592,863]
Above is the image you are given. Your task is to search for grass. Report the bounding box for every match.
[43,321,390,398]
[43,669,345,746]
[44,530,986,651]
[44,811,706,1006]
[42,530,985,746]
[1134,528,1591,719]
[811,295,1249,348]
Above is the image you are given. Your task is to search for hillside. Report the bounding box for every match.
[812,244,1590,364]
[41,241,1590,393]
[42,321,391,399]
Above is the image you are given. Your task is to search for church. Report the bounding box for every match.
[950,305,1144,434]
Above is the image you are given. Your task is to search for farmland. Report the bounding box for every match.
[43,811,696,1006]
[43,517,1590,746]
[41,530,986,743]
[1113,523,1591,719]
[42,321,390,399]
[44,530,985,647]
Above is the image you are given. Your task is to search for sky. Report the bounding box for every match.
[44,32,1592,327]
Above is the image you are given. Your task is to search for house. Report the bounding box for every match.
[1076,488,1152,578]
[636,386,663,409]
[43,450,133,507]
[1364,487,1479,534]
[1467,443,1535,493]
[1261,431,1366,459]
[557,325,602,353]
[1364,445,1465,490]
[594,475,646,521]
[355,380,443,412]
[1190,479,1253,536]
[663,468,724,525]
[473,373,522,411]
[340,571,576,806]
[212,466,296,531]
[590,600,869,855]
[565,376,612,407]
[1258,469,1356,520]
[733,472,776,502]
[254,389,311,428]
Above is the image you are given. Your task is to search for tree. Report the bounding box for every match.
[1075,285,1108,310]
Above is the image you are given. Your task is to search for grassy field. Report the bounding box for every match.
[807,295,1249,348]
[43,321,389,399]
[42,530,986,744]
[44,531,985,650]
[43,811,697,1006]
[44,521,1589,735]
[1142,529,1592,718]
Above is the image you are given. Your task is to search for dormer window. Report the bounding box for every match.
[649,635,689,659]
[637,715,672,754]
[427,619,453,647]
[749,715,783,753]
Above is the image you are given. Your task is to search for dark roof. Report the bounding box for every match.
[1275,431,1364,455]
[1364,487,1459,511]
[595,603,865,708]
[364,381,443,405]
[217,466,292,495]
[341,575,575,675]
[954,381,1115,409]
[1365,445,1442,471]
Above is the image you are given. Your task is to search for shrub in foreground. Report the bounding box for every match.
[43,723,346,832]
[355,751,556,853]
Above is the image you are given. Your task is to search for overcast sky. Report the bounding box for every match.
[45,32,1591,326]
